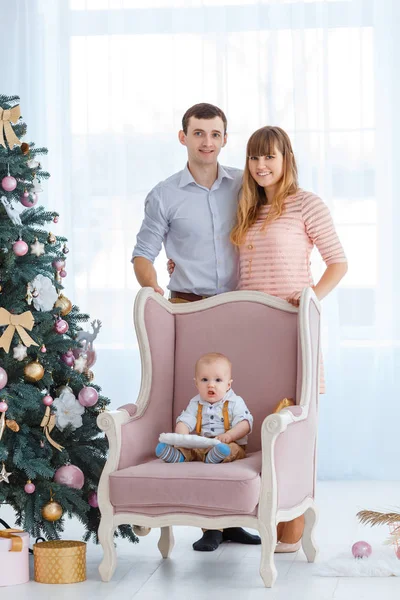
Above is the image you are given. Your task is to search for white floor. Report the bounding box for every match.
[1,481,399,599]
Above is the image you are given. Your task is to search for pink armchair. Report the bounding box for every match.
[97,287,320,587]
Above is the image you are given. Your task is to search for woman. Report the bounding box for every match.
[231,126,348,551]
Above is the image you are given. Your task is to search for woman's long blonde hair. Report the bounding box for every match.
[231,126,299,246]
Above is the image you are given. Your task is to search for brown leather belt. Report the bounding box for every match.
[170,291,213,302]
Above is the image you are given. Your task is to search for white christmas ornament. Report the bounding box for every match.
[0,195,22,226]
[0,463,11,484]
[27,158,39,169]
[30,238,45,257]
[74,355,87,374]
[30,274,58,311]
[13,343,28,361]
[53,388,84,431]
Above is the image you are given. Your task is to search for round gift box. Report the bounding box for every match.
[33,540,86,584]
[0,530,30,586]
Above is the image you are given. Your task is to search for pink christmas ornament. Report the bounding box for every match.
[52,258,65,271]
[0,367,8,390]
[42,395,54,406]
[2,175,17,191]
[20,193,38,207]
[54,464,85,489]
[13,239,29,256]
[0,401,8,412]
[40,344,47,353]
[61,350,75,367]
[78,386,99,407]
[54,318,69,334]
[352,541,372,559]
[53,216,59,223]
[88,491,98,508]
[59,269,67,278]
[62,244,69,254]
[24,481,36,494]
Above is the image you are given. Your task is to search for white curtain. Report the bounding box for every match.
[2,0,399,479]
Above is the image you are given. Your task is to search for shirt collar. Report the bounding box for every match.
[178,163,233,189]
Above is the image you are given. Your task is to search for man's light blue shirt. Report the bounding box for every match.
[132,164,243,296]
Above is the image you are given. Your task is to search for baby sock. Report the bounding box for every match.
[155,442,185,463]
[205,443,231,464]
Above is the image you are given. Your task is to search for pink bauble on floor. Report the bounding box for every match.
[0,367,8,390]
[54,464,85,489]
[88,491,98,508]
[54,319,69,334]
[13,239,29,256]
[24,481,36,494]
[78,386,99,407]
[352,541,372,558]
[2,175,17,191]
[0,401,8,412]
[20,193,37,207]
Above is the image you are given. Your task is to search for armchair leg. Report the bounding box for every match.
[302,505,318,563]
[158,526,175,558]
[258,521,278,588]
[98,519,117,582]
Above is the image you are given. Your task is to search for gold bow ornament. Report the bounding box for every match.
[0,308,39,353]
[0,105,22,149]
[40,407,64,452]
[0,529,24,552]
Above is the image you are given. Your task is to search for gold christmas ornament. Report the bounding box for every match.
[54,294,72,316]
[6,419,19,432]
[24,359,45,382]
[86,370,94,382]
[20,142,30,155]
[41,495,63,522]
[48,232,56,244]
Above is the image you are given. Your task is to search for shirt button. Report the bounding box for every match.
[210,415,214,419]
[211,428,215,432]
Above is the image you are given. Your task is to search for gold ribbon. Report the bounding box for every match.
[40,407,64,452]
[0,529,24,552]
[0,307,39,353]
[0,105,22,148]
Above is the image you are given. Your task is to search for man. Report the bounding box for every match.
[132,103,261,552]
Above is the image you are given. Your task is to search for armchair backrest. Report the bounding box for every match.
[172,296,299,453]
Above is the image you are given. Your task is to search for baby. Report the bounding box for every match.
[155,352,253,464]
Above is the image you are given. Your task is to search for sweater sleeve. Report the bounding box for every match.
[302,192,347,265]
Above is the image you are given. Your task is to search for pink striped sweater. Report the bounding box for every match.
[238,189,347,299]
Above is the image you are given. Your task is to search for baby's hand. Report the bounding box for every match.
[215,433,232,444]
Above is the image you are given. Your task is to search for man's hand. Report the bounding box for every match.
[215,432,232,444]
[167,259,175,276]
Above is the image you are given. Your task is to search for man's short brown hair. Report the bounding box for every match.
[182,103,228,135]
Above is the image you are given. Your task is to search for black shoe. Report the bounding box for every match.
[193,530,224,552]
[222,527,261,545]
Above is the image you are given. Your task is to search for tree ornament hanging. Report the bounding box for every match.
[0,104,22,148]
[24,359,45,382]
[0,463,11,484]
[62,243,69,254]
[0,307,39,352]
[20,191,38,207]
[27,157,39,168]
[1,175,17,192]
[54,464,85,489]
[54,318,69,335]
[13,343,28,361]
[54,294,72,316]
[0,366,8,389]
[29,274,58,311]
[30,238,45,257]
[24,480,35,494]
[20,142,30,155]
[41,492,63,521]
[47,232,56,244]
[13,238,28,256]
[0,195,22,226]
[40,406,64,451]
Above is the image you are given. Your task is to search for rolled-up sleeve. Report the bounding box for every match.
[231,396,253,432]
[176,398,199,432]
[132,187,169,263]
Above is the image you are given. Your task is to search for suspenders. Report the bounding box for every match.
[195,400,230,435]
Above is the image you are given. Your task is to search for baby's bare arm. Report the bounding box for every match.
[216,420,250,444]
[175,422,190,435]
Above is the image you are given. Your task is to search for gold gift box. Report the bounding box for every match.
[33,540,86,584]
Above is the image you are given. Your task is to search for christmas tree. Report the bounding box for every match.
[0,95,137,544]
